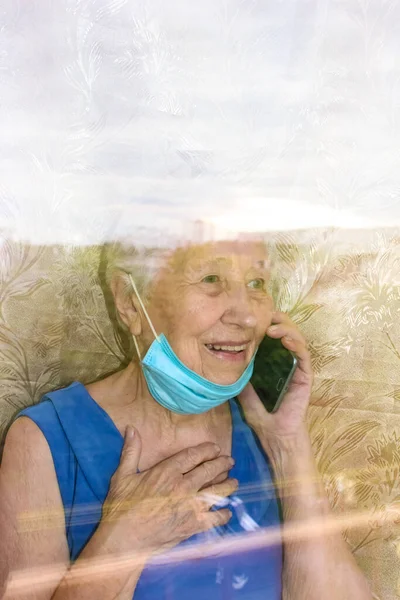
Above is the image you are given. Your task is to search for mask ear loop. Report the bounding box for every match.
[132,334,142,361]
[128,274,160,361]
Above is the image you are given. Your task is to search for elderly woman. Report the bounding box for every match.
[0,240,371,600]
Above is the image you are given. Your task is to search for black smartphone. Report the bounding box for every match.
[250,336,298,413]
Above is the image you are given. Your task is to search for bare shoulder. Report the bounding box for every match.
[0,416,63,519]
[2,416,53,468]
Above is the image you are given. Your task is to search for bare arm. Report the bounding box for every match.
[1,420,235,600]
[264,429,372,600]
[0,417,70,599]
[0,419,152,600]
[47,525,148,600]
[239,311,372,600]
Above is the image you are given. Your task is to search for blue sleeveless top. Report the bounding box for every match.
[19,382,282,599]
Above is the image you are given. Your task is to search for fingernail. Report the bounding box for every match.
[213,444,221,453]
[125,426,134,441]
[268,325,279,332]
[229,458,235,466]
[284,336,293,342]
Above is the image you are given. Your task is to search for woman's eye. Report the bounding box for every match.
[201,274,221,284]
[247,278,265,290]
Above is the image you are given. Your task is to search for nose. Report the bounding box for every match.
[220,281,257,329]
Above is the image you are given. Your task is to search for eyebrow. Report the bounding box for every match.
[254,259,271,270]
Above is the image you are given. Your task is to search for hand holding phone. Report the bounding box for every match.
[250,335,297,413]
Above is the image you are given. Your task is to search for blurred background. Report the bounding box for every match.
[1,1,400,598]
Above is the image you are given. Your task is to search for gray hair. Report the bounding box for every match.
[102,241,167,298]
[99,241,167,346]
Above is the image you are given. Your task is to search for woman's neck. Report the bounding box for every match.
[89,362,231,449]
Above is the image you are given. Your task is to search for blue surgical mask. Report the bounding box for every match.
[128,274,255,415]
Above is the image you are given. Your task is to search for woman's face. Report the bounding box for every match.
[143,240,274,385]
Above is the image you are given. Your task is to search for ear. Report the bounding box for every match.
[110,271,143,336]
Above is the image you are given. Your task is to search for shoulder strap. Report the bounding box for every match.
[18,399,76,512]
[43,383,123,504]
[229,399,279,523]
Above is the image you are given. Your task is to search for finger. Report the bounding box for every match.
[266,323,306,346]
[166,442,221,475]
[198,508,232,532]
[115,426,142,480]
[183,455,235,491]
[238,383,273,430]
[270,310,291,325]
[198,478,239,509]
[266,322,311,377]
[281,335,306,356]
[281,337,312,377]
[199,470,229,490]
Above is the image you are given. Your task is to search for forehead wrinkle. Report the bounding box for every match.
[190,256,232,271]
[165,242,270,279]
